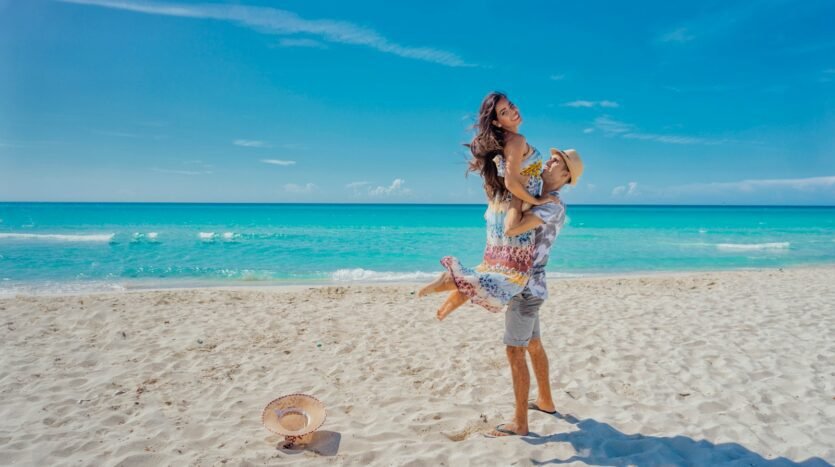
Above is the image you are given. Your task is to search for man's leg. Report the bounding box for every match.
[505,344,530,435]
[527,337,555,413]
[488,291,541,437]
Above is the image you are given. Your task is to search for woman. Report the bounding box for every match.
[419,92,556,319]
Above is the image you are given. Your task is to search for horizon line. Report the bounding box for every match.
[2,201,835,208]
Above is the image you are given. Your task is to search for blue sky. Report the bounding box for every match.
[1,0,834,204]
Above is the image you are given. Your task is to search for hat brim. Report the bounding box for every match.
[549,148,583,185]
[262,394,326,436]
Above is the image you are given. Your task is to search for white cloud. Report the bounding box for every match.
[582,128,595,134]
[675,176,835,193]
[277,38,327,49]
[657,2,796,48]
[549,74,565,81]
[58,0,474,67]
[284,183,316,194]
[261,159,296,166]
[594,116,633,135]
[346,180,411,197]
[660,27,695,43]
[563,100,620,109]
[234,139,270,148]
[369,178,411,197]
[622,133,710,145]
[564,100,594,108]
[593,116,727,145]
[612,182,638,197]
[608,176,835,203]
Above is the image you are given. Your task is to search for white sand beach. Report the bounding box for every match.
[1,267,833,466]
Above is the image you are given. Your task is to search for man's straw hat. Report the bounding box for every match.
[549,148,584,185]
[262,394,326,438]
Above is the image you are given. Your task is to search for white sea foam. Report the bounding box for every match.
[198,232,216,241]
[331,268,438,282]
[222,269,272,280]
[132,232,160,243]
[545,271,586,279]
[716,242,790,251]
[221,232,239,241]
[0,233,115,242]
[330,268,584,283]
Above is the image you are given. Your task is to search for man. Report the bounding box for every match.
[487,148,584,437]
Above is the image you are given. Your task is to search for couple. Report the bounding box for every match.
[419,91,584,437]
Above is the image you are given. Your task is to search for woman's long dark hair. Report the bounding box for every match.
[466,91,508,200]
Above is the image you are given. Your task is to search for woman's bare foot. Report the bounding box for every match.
[418,272,455,297]
[436,290,468,320]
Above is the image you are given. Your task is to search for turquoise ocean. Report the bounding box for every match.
[1,203,834,294]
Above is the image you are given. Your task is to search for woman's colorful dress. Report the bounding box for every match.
[441,146,544,312]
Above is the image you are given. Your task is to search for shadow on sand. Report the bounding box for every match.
[275,431,341,457]
[523,411,830,466]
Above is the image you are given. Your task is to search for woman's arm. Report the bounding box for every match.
[504,193,558,236]
[505,212,546,237]
[502,136,542,206]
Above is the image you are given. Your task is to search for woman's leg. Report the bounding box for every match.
[436,290,469,320]
[418,272,456,297]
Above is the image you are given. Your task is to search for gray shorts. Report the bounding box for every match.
[504,289,544,347]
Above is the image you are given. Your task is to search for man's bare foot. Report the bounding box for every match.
[436,290,468,320]
[418,272,453,297]
[485,422,528,437]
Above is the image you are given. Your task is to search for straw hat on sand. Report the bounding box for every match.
[262,394,327,447]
